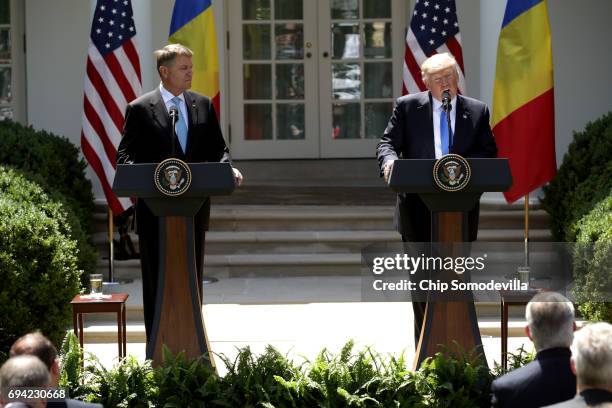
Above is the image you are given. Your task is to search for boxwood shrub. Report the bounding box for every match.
[0,120,97,279]
[541,112,612,241]
[571,193,612,322]
[0,166,81,359]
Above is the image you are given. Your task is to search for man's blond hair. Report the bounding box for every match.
[154,43,193,74]
[420,53,458,82]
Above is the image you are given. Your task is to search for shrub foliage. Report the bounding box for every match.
[0,166,81,357]
[60,334,508,408]
[0,120,97,278]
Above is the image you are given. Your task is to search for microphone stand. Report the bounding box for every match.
[169,108,178,157]
[446,103,453,153]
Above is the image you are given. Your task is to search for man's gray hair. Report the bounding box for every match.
[154,43,193,73]
[525,292,575,351]
[0,355,50,399]
[572,322,612,389]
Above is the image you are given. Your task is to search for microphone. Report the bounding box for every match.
[169,107,179,157]
[442,90,451,112]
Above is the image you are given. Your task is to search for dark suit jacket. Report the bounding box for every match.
[116,88,230,234]
[491,348,577,408]
[543,389,612,407]
[376,91,497,241]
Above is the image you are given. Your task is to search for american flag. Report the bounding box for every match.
[81,0,142,215]
[402,0,466,95]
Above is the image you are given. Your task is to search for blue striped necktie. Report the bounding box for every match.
[440,109,450,156]
[171,96,188,153]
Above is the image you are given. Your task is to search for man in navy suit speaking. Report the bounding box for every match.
[376,53,497,343]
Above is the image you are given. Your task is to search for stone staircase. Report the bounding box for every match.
[93,203,551,280]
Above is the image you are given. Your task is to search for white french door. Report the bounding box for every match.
[228,0,406,159]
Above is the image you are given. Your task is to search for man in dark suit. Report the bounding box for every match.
[117,43,242,340]
[376,53,497,342]
[543,322,612,408]
[491,292,577,408]
[9,331,103,407]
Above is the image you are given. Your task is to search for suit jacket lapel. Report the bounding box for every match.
[416,92,435,158]
[183,91,198,158]
[149,89,170,131]
[452,95,470,153]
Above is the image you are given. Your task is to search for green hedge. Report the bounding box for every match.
[0,166,82,358]
[0,121,97,279]
[60,336,510,408]
[540,112,612,322]
[541,112,612,241]
[571,193,612,322]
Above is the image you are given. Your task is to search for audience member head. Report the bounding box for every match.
[0,355,49,408]
[9,331,60,387]
[571,322,612,392]
[525,291,575,351]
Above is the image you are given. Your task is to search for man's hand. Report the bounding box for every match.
[382,160,395,183]
[232,167,244,186]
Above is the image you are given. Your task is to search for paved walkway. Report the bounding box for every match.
[82,300,533,376]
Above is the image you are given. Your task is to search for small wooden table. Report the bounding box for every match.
[71,293,129,358]
[499,290,538,370]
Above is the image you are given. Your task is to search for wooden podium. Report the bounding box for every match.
[389,158,511,368]
[113,162,235,367]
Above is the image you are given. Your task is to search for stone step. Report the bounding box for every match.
[99,246,559,280]
[93,205,549,233]
[69,315,533,344]
[94,227,550,257]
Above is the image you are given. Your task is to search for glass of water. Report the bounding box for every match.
[90,273,103,297]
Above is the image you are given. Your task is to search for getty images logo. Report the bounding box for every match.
[371,253,488,275]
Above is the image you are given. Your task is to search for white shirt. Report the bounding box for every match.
[432,96,456,159]
[159,83,189,132]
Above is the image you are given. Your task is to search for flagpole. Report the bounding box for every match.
[108,207,115,282]
[524,193,529,267]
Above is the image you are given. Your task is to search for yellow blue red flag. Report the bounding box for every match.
[169,0,221,118]
[492,0,556,203]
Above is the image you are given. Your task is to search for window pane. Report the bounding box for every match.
[243,24,271,60]
[275,0,303,19]
[277,104,305,140]
[243,0,270,20]
[275,23,303,60]
[363,0,391,18]
[331,0,359,20]
[332,103,361,139]
[0,0,9,25]
[364,62,392,98]
[244,104,272,140]
[0,67,11,104]
[332,63,360,100]
[331,23,360,59]
[365,102,393,139]
[364,22,391,59]
[276,64,304,99]
[0,28,10,63]
[244,64,271,99]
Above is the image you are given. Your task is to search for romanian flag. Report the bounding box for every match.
[169,0,221,118]
[492,0,556,203]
